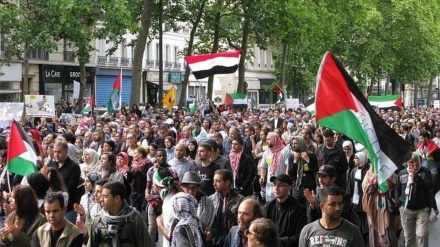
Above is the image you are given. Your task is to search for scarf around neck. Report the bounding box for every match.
[229,150,242,175]
[98,201,137,247]
[268,132,285,175]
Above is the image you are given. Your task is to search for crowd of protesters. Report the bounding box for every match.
[0,101,438,247]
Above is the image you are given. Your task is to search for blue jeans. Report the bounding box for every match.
[400,206,430,247]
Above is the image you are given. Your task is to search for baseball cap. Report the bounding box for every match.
[316,165,336,178]
[269,174,293,186]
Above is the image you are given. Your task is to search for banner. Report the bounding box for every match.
[24,95,55,117]
[0,103,24,128]
[73,80,80,99]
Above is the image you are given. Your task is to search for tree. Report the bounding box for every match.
[0,0,62,99]
[57,0,135,109]
[130,0,154,106]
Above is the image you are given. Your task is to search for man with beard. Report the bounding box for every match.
[223,198,263,247]
[93,129,105,155]
[288,136,318,206]
[168,143,196,181]
[299,186,363,247]
[266,174,307,247]
[45,141,81,224]
[87,181,152,247]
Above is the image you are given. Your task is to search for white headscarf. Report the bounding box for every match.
[342,141,353,161]
[80,148,100,177]
[354,152,367,167]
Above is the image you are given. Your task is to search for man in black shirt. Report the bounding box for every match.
[266,174,307,247]
[45,141,81,223]
[196,143,221,196]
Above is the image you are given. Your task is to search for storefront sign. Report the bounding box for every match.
[169,72,182,84]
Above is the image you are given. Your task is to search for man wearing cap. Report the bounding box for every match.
[180,171,215,231]
[266,174,307,247]
[304,165,354,225]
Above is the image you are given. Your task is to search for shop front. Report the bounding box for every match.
[39,64,95,104]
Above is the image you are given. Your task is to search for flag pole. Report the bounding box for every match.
[119,69,122,110]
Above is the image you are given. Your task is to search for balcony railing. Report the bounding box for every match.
[109,57,119,65]
[63,51,75,62]
[121,57,131,66]
[145,59,157,68]
[97,56,107,65]
[97,56,132,67]
[165,61,174,69]
[28,49,49,60]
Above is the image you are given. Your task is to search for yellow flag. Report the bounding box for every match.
[162,85,176,110]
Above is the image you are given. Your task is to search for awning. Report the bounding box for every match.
[147,81,174,90]
[259,78,276,84]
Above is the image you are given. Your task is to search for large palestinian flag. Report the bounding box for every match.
[185,50,240,79]
[315,52,412,192]
[368,94,402,110]
[7,120,38,176]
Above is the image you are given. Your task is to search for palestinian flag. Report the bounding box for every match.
[275,85,284,103]
[7,120,38,176]
[225,93,247,108]
[304,97,316,117]
[315,52,412,192]
[185,50,240,79]
[368,94,402,110]
[108,72,122,114]
[81,95,94,114]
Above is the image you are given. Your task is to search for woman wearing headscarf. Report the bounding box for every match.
[169,192,205,247]
[362,157,398,247]
[228,137,255,196]
[187,139,198,161]
[165,136,176,162]
[258,132,288,202]
[342,141,356,173]
[127,147,152,212]
[80,148,100,178]
[288,136,318,205]
[349,152,370,245]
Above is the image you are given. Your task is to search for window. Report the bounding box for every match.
[259,90,270,104]
[188,86,206,98]
[156,43,159,61]
[147,42,151,61]
[247,92,257,108]
[121,39,127,59]
[63,39,74,62]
